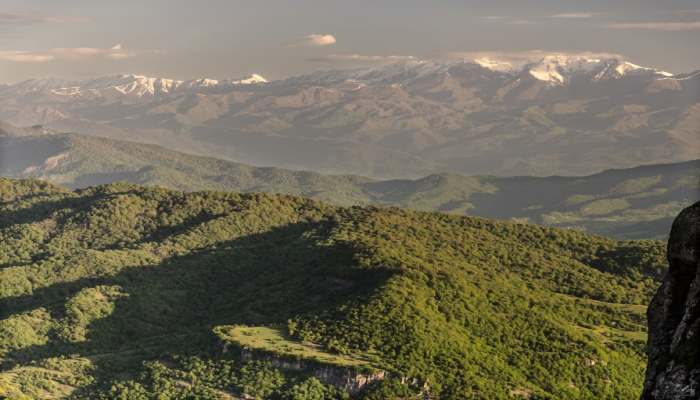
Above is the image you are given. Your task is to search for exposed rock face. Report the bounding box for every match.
[220,340,395,394]
[642,201,700,399]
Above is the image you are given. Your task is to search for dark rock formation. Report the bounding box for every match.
[642,201,700,399]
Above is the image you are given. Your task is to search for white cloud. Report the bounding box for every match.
[0,51,54,62]
[308,54,415,62]
[548,13,594,18]
[0,10,91,24]
[296,34,337,46]
[606,21,700,30]
[48,45,155,61]
[0,45,159,63]
[481,16,505,21]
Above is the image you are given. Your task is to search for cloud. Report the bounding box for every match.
[0,45,159,63]
[295,34,337,46]
[308,54,415,62]
[0,51,54,62]
[676,9,700,16]
[0,10,91,24]
[479,17,536,25]
[548,13,594,18]
[48,45,157,61]
[605,21,700,30]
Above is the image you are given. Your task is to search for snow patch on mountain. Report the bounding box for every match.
[226,74,268,84]
[1,74,269,98]
[473,57,533,74]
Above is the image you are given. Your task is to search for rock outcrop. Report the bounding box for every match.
[642,201,700,399]
[219,340,396,395]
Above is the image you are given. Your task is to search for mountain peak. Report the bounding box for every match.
[1,73,270,98]
[467,53,673,84]
[226,74,268,85]
[245,74,268,82]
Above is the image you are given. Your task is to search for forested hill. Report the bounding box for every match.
[0,178,667,399]
[1,123,697,240]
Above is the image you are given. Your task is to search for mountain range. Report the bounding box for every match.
[2,53,698,179]
[2,121,697,240]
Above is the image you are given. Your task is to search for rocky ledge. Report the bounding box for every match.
[642,201,700,399]
[218,339,429,395]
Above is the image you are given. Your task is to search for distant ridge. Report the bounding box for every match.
[1,121,697,240]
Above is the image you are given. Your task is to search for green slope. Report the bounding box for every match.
[0,178,667,399]
[2,126,697,240]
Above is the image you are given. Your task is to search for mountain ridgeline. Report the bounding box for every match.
[1,121,697,241]
[1,54,698,179]
[0,178,668,398]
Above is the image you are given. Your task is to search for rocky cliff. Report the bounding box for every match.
[238,345,390,394]
[642,201,700,399]
[218,339,423,395]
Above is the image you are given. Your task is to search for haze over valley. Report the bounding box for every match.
[1,121,697,241]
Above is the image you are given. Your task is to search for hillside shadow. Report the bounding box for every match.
[1,220,390,377]
[0,135,69,175]
[0,195,82,229]
[0,188,238,256]
[0,187,150,229]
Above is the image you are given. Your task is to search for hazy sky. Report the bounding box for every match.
[1,0,698,83]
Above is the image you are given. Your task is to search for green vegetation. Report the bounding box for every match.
[215,325,374,367]
[0,178,669,398]
[2,127,697,240]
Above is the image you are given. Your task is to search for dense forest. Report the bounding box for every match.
[0,178,668,399]
[2,123,697,241]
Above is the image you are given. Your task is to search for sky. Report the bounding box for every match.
[1,0,699,83]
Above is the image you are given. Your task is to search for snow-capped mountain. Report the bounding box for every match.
[4,77,79,94]
[224,74,268,85]
[471,54,673,84]
[0,53,696,179]
[1,74,269,98]
[284,54,675,87]
[0,54,680,99]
